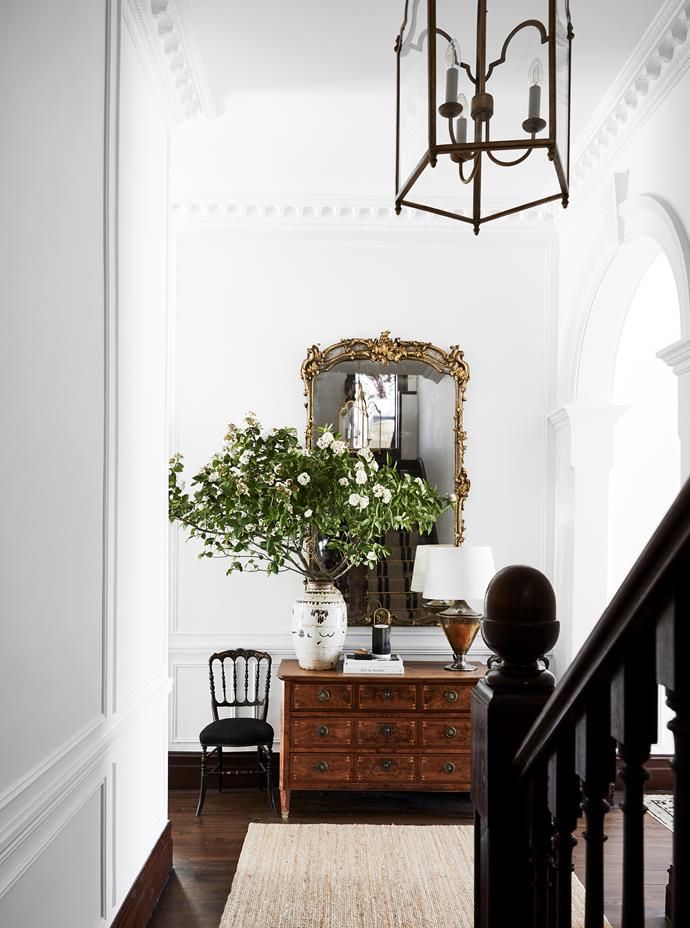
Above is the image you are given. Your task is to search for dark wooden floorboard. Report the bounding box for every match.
[150,789,672,928]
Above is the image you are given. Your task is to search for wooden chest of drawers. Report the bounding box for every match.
[277,659,485,818]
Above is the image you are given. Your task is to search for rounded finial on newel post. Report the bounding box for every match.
[481,565,559,689]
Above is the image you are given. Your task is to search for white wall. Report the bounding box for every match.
[167,211,556,750]
[0,3,169,924]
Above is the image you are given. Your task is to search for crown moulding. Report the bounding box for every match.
[569,0,690,199]
[124,0,214,123]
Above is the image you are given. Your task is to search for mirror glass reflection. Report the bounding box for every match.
[313,360,456,624]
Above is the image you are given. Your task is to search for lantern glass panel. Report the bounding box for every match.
[555,0,572,182]
[397,0,428,197]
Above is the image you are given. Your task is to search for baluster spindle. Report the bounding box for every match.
[575,690,616,928]
[611,642,657,928]
[657,570,690,928]
[528,766,553,928]
[547,734,580,928]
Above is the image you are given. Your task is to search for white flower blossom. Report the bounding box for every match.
[245,523,256,532]
[304,509,313,518]
[297,472,311,486]
[239,450,253,465]
[382,488,392,504]
[338,477,349,487]
[348,493,361,507]
[358,495,370,509]
[317,431,334,448]
[449,493,458,502]
[244,411,260,427]
[373,484,384,498]
[370,460,379,471]
[366,550,377,561]
[358,447,373,461]
[331,440,347,455]
[355,470,368,485]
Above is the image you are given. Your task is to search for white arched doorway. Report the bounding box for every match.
[554,196,690,668]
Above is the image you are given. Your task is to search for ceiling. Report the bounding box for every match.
[187,0,663,143]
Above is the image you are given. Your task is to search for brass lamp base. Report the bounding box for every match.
[435,601,482,673]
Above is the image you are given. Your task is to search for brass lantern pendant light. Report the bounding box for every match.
[394,0,574,235]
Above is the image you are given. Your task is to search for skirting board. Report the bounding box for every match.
[112,821,172,928]
[169,750,280,790]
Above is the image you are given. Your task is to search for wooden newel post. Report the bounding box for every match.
[472,565,559,928]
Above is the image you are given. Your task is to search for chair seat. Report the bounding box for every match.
[199,717,274,747]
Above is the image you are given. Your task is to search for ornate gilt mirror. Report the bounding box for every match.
[301,331,470,626]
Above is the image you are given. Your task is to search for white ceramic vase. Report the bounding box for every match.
[292,580,347,671]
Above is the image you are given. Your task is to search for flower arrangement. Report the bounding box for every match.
[169,413,452,581]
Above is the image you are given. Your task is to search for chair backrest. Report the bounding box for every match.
[208,649,272,722]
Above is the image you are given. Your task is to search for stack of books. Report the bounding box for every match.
[342,652,405,674]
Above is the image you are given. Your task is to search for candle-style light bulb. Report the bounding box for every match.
[445,40,461,105]
[522,58,547,134]
[439,39,463,118]
[528,58,544,118]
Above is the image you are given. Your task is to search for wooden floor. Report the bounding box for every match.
[150,788,672,928]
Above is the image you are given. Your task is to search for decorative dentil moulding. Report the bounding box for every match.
[169,197,556,233]
[124,0,214,123]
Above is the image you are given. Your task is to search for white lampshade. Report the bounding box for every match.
[422,546,496,602]
[410,544,454,593]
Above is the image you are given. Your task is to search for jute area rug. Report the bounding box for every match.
[646,794,674,831]
[219,823,609,928]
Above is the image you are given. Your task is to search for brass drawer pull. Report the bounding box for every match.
[380,759,393,771]
[381,689,394,701]
[317,689,331,702]
[315,760,329,773]
[444,726,457,738]
[317,725,329,737]
[444,690,459,703]
[380,724,394,737]
[443,762,456,774]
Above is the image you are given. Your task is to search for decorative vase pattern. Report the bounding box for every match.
[292,581,347,671]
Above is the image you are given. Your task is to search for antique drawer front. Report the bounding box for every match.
[355,754,416,781]
[290,753,352,783]
[422,684,472,711]
[358,684,417,710]
[356,719,417,746]
[290,718,353,747]
[419,754,471,783]
[292,683,353,711]
[420,718,471,748]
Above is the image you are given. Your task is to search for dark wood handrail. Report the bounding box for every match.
[514,476,690,778]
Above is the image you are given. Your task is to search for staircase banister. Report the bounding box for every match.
[514,477,690,779]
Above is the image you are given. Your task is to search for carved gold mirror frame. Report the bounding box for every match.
[301,331,470,625]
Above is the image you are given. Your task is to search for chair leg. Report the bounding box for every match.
[257,746,265,792]
[217,746,223,793]
[264,745,276,815]
[196,747,208,817]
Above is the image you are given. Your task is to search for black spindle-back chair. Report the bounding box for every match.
[196,648,275,815]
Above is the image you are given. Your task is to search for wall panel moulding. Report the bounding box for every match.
[568,0,690,203]
[124,0,214,123]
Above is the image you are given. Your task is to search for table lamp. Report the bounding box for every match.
[421,545,496,671]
